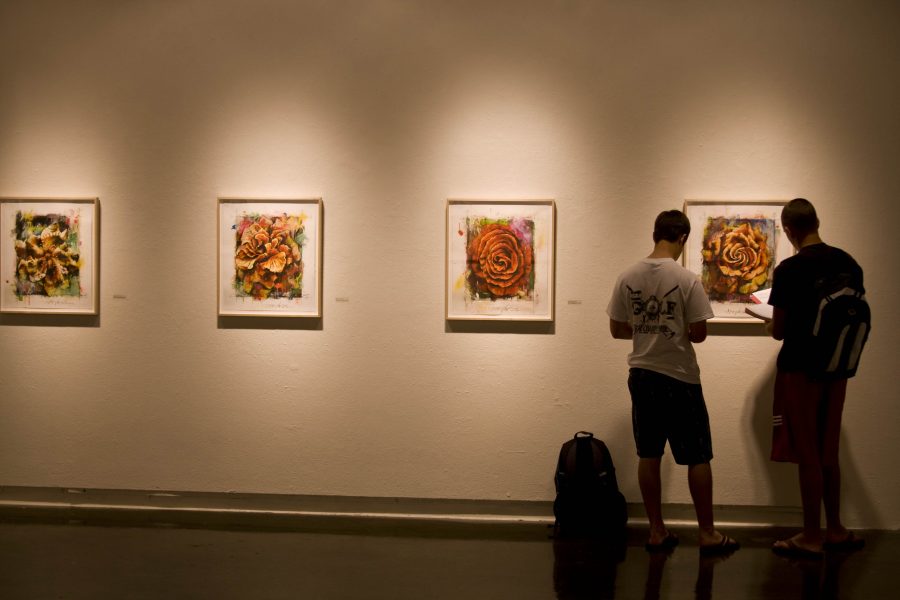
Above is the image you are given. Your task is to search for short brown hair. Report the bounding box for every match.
[781,198,819,238]
[653,210,691,243]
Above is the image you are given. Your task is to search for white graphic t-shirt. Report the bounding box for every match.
[606,258,713,384]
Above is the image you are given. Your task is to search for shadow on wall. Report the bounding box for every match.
[745,364,880,527]
[708,321,770,338]
[445,320,555,335]
[837,426,882,529]
[0,313,99,328]
[217,316,323,331]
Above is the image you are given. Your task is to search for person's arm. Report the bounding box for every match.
[768,306,786,340]
[684,278,712,344]
[766,263,788,340]
[688,319,708,343]
[609,318,633,340]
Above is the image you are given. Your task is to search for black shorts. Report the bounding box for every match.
[627,368,713,465]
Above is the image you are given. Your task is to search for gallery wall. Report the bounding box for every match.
[1,0,898,527]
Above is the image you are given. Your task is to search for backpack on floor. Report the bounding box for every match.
[810,273,870,379]
[553,431,627,537]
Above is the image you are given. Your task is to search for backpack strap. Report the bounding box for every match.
[813,286,864,336]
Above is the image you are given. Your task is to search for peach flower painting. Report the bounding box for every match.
[218,199,322,317]
[232,213,306,301]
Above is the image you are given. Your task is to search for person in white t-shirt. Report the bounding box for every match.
[607,210,739,555]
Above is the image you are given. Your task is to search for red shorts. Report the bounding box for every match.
[772,371,847,466]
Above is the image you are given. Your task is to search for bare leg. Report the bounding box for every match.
[774,464,824,553]
[798,463,824,547]
[823,464,849,543]
[638,457,668,544]
[688,462,723,546]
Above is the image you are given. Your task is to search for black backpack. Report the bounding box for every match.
[553,431,627,537]
[811,273,870,379]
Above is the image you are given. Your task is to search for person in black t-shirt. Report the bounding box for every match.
[766,198,865,558]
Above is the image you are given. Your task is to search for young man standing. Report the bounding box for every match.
[767,198,866,558]
[607,210,738,555]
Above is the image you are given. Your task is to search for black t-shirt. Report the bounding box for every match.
[768,243,864,372]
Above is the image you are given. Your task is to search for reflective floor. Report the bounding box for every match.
[0,520,896,599]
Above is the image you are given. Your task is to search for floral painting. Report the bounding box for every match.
[700,218,774,301]
[218,199,322,317]
[13,212,83,298]
[683,201,790,322]
[465,217,535,301]
[1,198,99,314]
[447,200,554,321]
[233,214,306,301]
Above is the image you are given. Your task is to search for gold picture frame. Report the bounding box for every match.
[217,198,323,317]
[446,199,555,321]
[1,197,100,315]
[683,200,791,323]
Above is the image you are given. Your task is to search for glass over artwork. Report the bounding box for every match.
[446,200,555,321]
[218,199,322,317]
[0,198,99,314]
[683,200,791,322]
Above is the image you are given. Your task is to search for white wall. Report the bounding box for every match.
[1,0,898,528]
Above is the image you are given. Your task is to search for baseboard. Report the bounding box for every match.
[0,486,802,535]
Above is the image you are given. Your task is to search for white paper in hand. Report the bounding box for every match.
[745,287,773,321]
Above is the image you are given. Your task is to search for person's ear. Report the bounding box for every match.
[783,225,802,250]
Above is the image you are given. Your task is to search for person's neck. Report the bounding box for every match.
[797,232,824,249]
[648,240,681,260]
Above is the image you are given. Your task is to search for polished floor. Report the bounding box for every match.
[0,520,896,599]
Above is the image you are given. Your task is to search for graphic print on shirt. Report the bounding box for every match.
[628,285,679,339]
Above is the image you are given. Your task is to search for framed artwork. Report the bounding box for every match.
[446,199,555,321]
[1,197,99,315]
[218,198,322,317]
[683,200,791,322]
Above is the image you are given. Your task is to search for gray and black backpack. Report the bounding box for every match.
[811,272,870,379]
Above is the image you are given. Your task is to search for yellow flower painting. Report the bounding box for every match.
[13,212,83,299]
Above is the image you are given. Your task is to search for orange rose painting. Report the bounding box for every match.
[233,213,306,301]
[466,217,535,301]
[683,201,790,322]
[700,217,774,301]
[446,200,554,321]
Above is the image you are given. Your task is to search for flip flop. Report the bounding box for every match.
[700,535,740,556]
[823,532,865,552]
[772,538,823,560]
[645,532,679,552]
